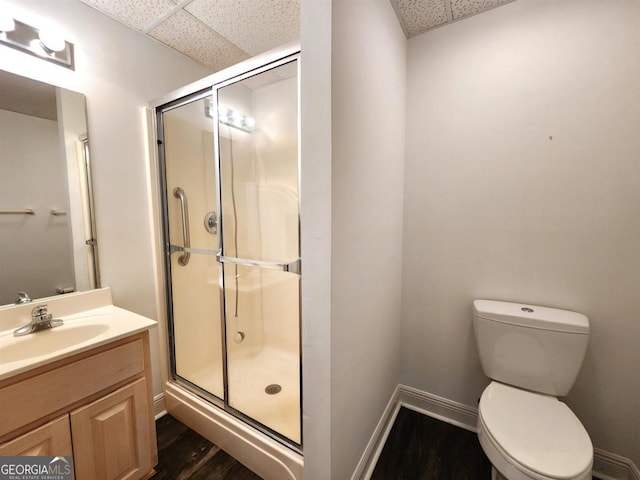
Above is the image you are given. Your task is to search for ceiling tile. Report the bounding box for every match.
[185,0,300,56]
[450,0,514,20]
[396,0,449,37]
[78,0,178,31]
[148,9,249,71]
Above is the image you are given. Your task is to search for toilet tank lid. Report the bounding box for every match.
[473,300,590,334]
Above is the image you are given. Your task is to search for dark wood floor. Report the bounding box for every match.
[155,410,492,479]
[155,409,596,479]
[372,407,491,479]
[154,414,262,480]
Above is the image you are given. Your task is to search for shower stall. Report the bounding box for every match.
[152,46,302,478]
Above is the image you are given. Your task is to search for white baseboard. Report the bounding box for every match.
[354,384,639,480]
[398,384,478,433]
[350,386,401,480]
[593,448,640,480]
[154,392,167,419]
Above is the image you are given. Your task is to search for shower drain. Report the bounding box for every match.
[265,384,282,395]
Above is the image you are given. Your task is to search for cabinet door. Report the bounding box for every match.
[0,415,72,457]
[70,379,152,480]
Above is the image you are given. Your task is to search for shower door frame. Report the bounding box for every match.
[153,47,302,452]
[155,87,226,412]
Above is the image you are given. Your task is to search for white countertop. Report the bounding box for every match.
[0,289,156,381]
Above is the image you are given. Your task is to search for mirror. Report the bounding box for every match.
[0,70,99,306]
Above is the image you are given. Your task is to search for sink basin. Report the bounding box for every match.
[0,293,157,382]
[0,323,110,363]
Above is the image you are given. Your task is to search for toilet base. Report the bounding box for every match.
[492,466,507,480]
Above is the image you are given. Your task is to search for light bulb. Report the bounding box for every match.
[0,15,15,33]
[38,29,66,53]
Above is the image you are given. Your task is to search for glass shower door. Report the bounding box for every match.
[161,93,224,400]
[217,60,301,444]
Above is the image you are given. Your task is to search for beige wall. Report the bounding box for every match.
[402,0,640,466]
[0,0,212,396]
[300,0,407,476]
[300,0,333,476]
[330,0,407,478]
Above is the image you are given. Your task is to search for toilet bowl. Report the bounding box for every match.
[473,300,593,480]
[478,382,592,480]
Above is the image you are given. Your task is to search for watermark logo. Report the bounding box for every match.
[0,456,73,480]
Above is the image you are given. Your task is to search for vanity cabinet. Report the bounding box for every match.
[0,415,72,457]
[0,332,157,480]
[71,378,152,479]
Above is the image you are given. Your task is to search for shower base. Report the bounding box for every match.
[180,345,300,443]
[165,380,303,480]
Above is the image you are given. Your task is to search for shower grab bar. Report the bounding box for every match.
[172,187,191,266]
[49,209,67,216]
[0,209,34,215]
[169,245,216,256]
[217,254,301,275]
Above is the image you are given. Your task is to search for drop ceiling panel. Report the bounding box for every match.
[396,0,449,37]
[185,0,300,56]
[79,0,179,31]
[148,9,249,72]
[78,0,518,70]
[394,0,518,37]
[450,0,513,20]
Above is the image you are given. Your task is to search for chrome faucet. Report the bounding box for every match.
[15,291,32,304]
[13,304,64,336]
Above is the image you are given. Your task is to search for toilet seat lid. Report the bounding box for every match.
[480,382,593,479]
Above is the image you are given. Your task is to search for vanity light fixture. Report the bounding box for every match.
[220,107,255,132]
[0,17,74,70]
[204,98,254,133]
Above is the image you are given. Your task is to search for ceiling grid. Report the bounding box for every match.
[78,0,517,71]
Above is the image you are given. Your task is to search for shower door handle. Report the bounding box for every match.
[172,187,191,266]
[217,254,301,275]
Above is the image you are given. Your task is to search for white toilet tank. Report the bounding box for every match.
[473,300,590,396]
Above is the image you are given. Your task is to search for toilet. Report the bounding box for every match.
[473,300,593,480]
